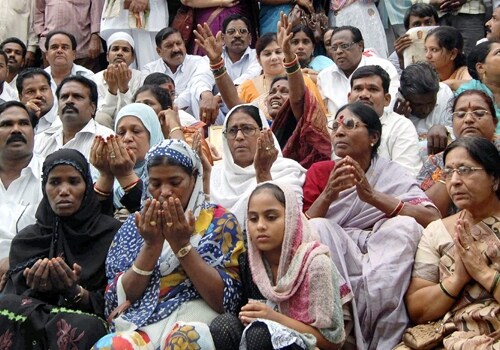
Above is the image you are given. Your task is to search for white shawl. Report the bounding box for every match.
[210,104,306,225]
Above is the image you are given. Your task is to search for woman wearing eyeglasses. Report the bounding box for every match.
[402,136,500,349]
[303,102,440,349]
[418,89,499,217]
[210,104,306,225]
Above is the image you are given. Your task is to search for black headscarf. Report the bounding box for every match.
[4,149,121,315]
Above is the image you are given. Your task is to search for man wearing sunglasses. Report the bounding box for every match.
[346,65,422,176]
[190,14,261,125]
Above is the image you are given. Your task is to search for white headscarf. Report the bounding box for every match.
[210,104,306,225]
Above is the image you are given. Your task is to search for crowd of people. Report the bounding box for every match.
[0,0,499,349]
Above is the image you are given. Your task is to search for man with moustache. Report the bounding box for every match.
[485,5,500,41]
[142,27,205,115]
[34,75,113,160]
[0,38,28,91]
[346,65,421,176]
[17,68,60,134]
[93,32,144,128]
[189,15,261,124]
[0,101,43,279]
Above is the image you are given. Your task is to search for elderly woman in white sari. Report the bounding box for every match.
[210,104,306,225]
[303,102,441,350]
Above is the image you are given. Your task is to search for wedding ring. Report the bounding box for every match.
[465,246,470,250]
[149,221,157,226]
[110,152,116,158]
[265,147,270,151]
[166,222,173,227]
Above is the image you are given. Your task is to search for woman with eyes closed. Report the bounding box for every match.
[92,139,245,350]
[195,15,331,168]
[418,90,500,218]
[210,104,306,225]
[424,26,471,90]
[302,102,440,349]
[403,137,500,349]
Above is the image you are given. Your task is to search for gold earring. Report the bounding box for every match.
[370,143,374,147]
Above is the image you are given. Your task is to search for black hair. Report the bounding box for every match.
[249,182,286,207]
[45,30,77,51]
[403,4,439,30]
[144,72,176,87]
[426,26,466,70]
[133,85,173,110]
[0,37,27,58]
[443,136,500,199]
[0,100,38,129]
[155,27,181,47]
[256,33,277,57]
[466,40,498,80]
[332,26,364,50]
[222,14,252,33]
[56,75,98,106]
[335,102,382,158]
[270,76,288,89]
[451,90,498,126]
[227,105,263,129]
[350,65,390,93]
[291,24,316,46]
[400,62,440,98]
[16,68,52,96]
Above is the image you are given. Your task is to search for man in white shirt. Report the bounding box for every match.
[17,68,60,134]
[0,50,18,102]
[486,5,500,41]
[1,38,28,93]
[396,62,454,159]
[34,76,113,160]
[142,27,205,113]
[347,65,422,176]
[317,26,400,121]
[93,32,144,128]
[43,31,94,92]
[189,14,261,125]
[0,101,44,277]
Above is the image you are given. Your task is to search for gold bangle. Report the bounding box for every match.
[169,126,182,137]
[439,280,458,299]
[438,179,446,185]
[131,263,154,276]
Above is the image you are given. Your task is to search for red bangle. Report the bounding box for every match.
[388,200,405,218]
[209,58,225,70]
[283,54,299,68]
[94,184,111,196]
[122,179,140,192]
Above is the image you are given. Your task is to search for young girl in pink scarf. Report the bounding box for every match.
[209,182,350,349]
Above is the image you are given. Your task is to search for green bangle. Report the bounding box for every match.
[490,271,500,295]
[439,280,458,299]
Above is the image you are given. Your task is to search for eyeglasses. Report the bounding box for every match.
[451,110,491,119]
[223,125,261,139]
[329,42,356,52]
[225,28,249,36]
[329,117,367,132]
[442,166,484,180]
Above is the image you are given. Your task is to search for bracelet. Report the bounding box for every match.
[212,66,227,78]
[490,271,500,295]
[122,179,140,192]
[214,69,228,80]
[439,280,458,299]
[387,200,405,218]
[304,212,312,220]
[438,179,446,185]
[64,285,83,305]
[209,58,224,70]
[169,126,182,137]
[283,54,299,68]
[176,243,193,259]
[286,64,301,75]
[131,263,154,276]
[94,184,111,196]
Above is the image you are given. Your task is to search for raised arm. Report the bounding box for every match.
[193,23,243,109]
[277,13,305,120]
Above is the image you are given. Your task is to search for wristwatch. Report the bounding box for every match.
[176,243,193,259]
